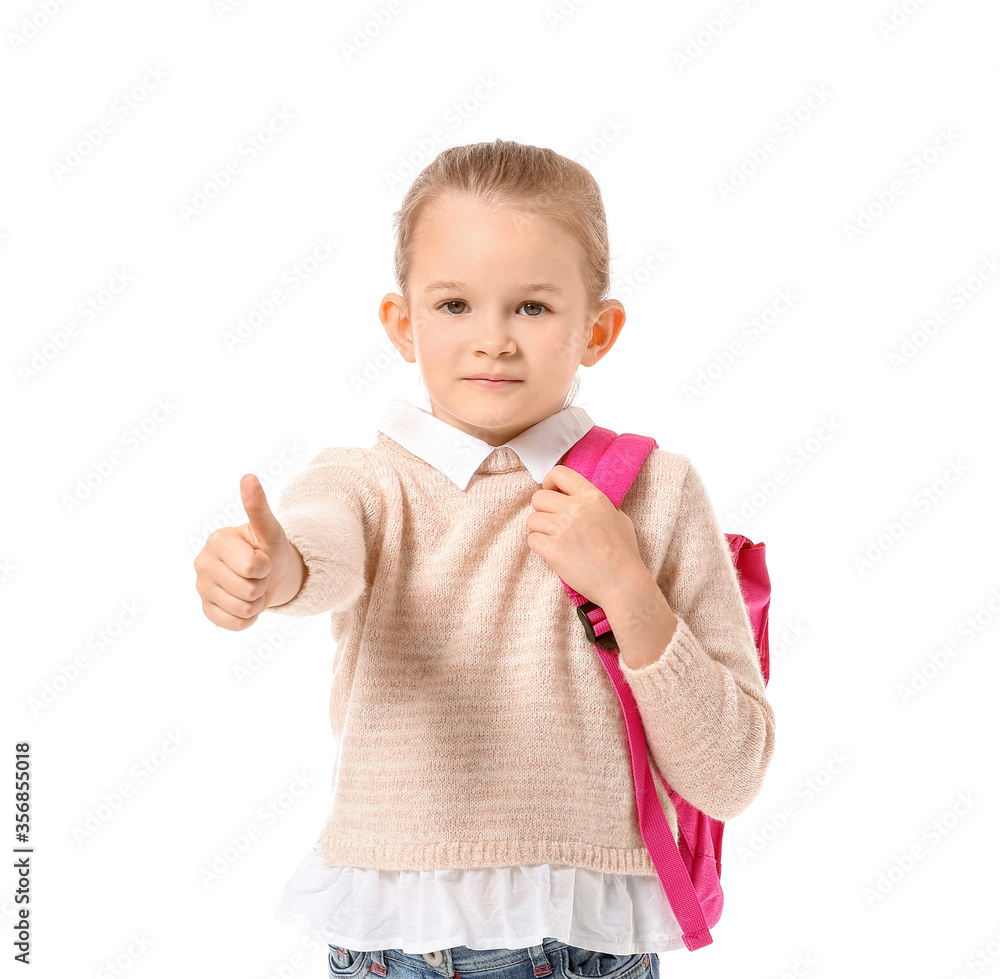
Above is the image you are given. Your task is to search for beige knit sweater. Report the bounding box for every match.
[266,425,775,875]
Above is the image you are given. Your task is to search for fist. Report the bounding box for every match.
[193,474,301,631]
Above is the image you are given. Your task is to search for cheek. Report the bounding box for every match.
[544,333,583,365]
[416,330,460,370]
[419,331,452,359]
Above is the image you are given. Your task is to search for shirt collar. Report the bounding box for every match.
[377,395,596,491]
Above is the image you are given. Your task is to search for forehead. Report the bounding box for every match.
[409,199,587,290]
[415,197,555,240]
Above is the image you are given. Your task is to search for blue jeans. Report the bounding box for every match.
[326,938,660,979]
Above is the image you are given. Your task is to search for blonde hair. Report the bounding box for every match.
[391,139,615,410]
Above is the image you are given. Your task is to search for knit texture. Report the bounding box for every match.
[266,431,776,875]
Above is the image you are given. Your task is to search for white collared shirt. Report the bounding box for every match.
[377,395,598,491]
[272,395,687,955]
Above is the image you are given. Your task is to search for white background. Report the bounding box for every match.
[3,0,999,976]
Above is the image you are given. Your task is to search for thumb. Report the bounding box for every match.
[240,474,287,551]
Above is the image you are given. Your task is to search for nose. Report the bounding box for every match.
[471,313,516,355]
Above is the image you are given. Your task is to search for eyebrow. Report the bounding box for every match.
[423,280,564,297]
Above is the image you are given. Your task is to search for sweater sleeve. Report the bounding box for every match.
[617,459,776,822]
[264,449,377,618]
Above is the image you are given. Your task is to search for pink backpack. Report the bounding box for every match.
[559,426,771,952]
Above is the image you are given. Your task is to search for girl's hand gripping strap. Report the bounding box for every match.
[558,427,714,952]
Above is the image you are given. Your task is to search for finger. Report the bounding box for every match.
[201,597,259,631]
[240,474,287,551]
[203,554,270,604]
[531,487,571,513]
[199,573,270,620]
[525,510,563,535]
[542,464,585,492]
[221,529,272,580]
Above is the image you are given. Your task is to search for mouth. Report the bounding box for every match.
[464,377,522,388]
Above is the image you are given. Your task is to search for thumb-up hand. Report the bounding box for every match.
[194,474,304,631]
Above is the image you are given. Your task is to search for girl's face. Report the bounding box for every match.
[380,195,624,447]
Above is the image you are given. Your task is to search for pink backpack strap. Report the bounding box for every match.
[726,534,770,685]
[560,427,714,951]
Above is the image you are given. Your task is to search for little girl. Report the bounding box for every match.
[194,139,776,979]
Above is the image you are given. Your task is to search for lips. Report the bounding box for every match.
[465,377,522,387]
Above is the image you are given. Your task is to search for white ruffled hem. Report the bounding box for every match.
[272,844,686,955]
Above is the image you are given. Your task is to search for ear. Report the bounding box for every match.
[580,303,626,368]
[379,293,415,364]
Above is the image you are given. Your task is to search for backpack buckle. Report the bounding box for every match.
[577,601,619,651]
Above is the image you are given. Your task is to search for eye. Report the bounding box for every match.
[438,300,468,315]
[518,302,548,316]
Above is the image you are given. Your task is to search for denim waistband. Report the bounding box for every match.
[367,938,572,979]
